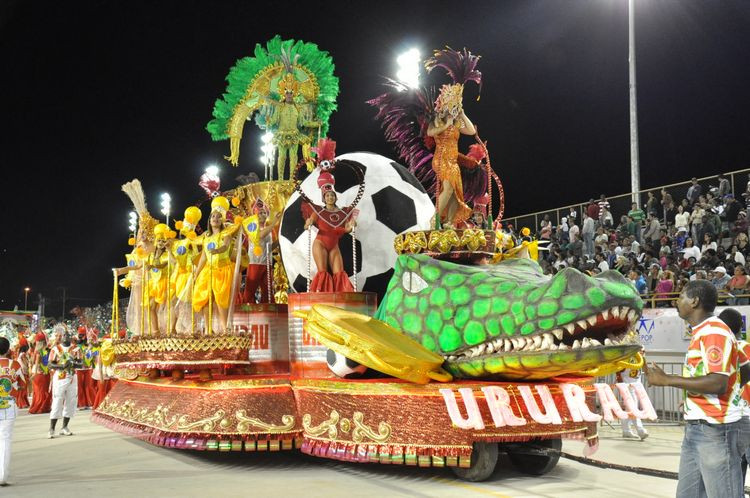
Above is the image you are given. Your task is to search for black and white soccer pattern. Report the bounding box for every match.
[279,152,435,300]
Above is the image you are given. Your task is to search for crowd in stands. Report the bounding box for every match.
[524,173,750,306]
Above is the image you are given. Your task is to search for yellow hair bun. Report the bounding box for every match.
[231,196,241,207]
[184,206,202,224]
[128,237,136,246]
[174,220,184,230]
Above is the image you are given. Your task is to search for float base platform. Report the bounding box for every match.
[293,377,598,469]
[92,374,302,451]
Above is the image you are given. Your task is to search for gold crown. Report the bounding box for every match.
[137,212,159,243]
[278,72,299,98]
[435,83,464,114]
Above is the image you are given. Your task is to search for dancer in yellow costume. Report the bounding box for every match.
[147,224,173,335]
[171,206,202,335]
[113,227,154,337]
[192,196,239,334]
[115,179,159,336]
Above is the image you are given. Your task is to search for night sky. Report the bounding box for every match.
[2,1,749,315]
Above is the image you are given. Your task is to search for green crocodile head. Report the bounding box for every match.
[374,254,643,380]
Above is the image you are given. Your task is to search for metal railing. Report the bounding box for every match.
[502,167,750,234]
[639,290,750,308]
[597,361,685,425]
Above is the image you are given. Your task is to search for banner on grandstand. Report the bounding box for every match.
[639,306,750,353]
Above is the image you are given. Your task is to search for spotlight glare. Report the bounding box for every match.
[205,165,219,176]
[396,48,421,89]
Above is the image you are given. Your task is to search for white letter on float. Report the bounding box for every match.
[560,383,602,423]
[481,386,527,427]
[517,385,563,425]
[616,382,658,421]
[439,388,486,430]
[593,383,630,421]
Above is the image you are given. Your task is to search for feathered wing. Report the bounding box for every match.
[367,81,438,193]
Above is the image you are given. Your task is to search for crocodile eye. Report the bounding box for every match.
[402,271,428,294]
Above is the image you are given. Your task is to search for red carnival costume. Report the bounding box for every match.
[75,340,97,409]
[13,337,29,410]
[28,333,52,414]
[302,168,357,293]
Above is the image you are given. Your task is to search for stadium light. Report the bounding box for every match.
[396,48,421,89]
[160,192,172,224]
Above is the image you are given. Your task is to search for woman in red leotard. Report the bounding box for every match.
[303,171,358,293]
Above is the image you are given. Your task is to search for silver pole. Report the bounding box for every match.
[629,0,641,208]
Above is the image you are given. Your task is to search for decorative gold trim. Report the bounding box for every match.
[303,410,339,439]
[114,335,252,355]
[176,410,227,431]
[120,377,293,391]
[394,229,495,255]
[303,435,472,450]
[351,411,391,443]
[96,398,299,435]
[339,418,351,434]
[235,410,295,433]
[117,360,251,366]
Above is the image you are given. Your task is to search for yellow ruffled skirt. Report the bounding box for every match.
[192,262,233,312]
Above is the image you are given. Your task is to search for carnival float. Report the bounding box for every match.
[91,37,655,482]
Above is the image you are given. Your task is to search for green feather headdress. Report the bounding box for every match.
[206,36,339,166]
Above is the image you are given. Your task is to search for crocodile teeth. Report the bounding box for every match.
[601,309,610,320]
[543,332,554,344]
[611,306,620,319]
[587,316,598,326]
[511,337,522,349]
[551,329,564,341]
[447,355,457,361]
[548,343,557,350]
[533,335,542,348]
[604,338,613,346]
[582,337,591,348]
[558,344,570,350]
[564,323,576,335]
[577,320,588,330]
[572,340,581,349]
[504,339,512,351]
[541,335,554,350]
[621,306,630,318]
[590,339,602,347]
[627,310,637,323]
[486,342,495,354]
[524,337,535,350]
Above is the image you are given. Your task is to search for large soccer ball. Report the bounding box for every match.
[326,349,368,378]
[279,152,434,299]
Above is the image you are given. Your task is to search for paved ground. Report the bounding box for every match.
[4,411,684,497]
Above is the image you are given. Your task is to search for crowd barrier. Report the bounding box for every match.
[502,167,750,234]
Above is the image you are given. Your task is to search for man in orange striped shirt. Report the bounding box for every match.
[718,308,750,484]
[645,281,749,497]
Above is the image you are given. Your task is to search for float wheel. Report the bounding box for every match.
[505,438,562,476]
[451,442,498,482]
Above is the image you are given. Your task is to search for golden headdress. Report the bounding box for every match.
[121,179,158,242]
[278,72,299,98]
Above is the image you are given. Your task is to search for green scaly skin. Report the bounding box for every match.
[374,254,643,380]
